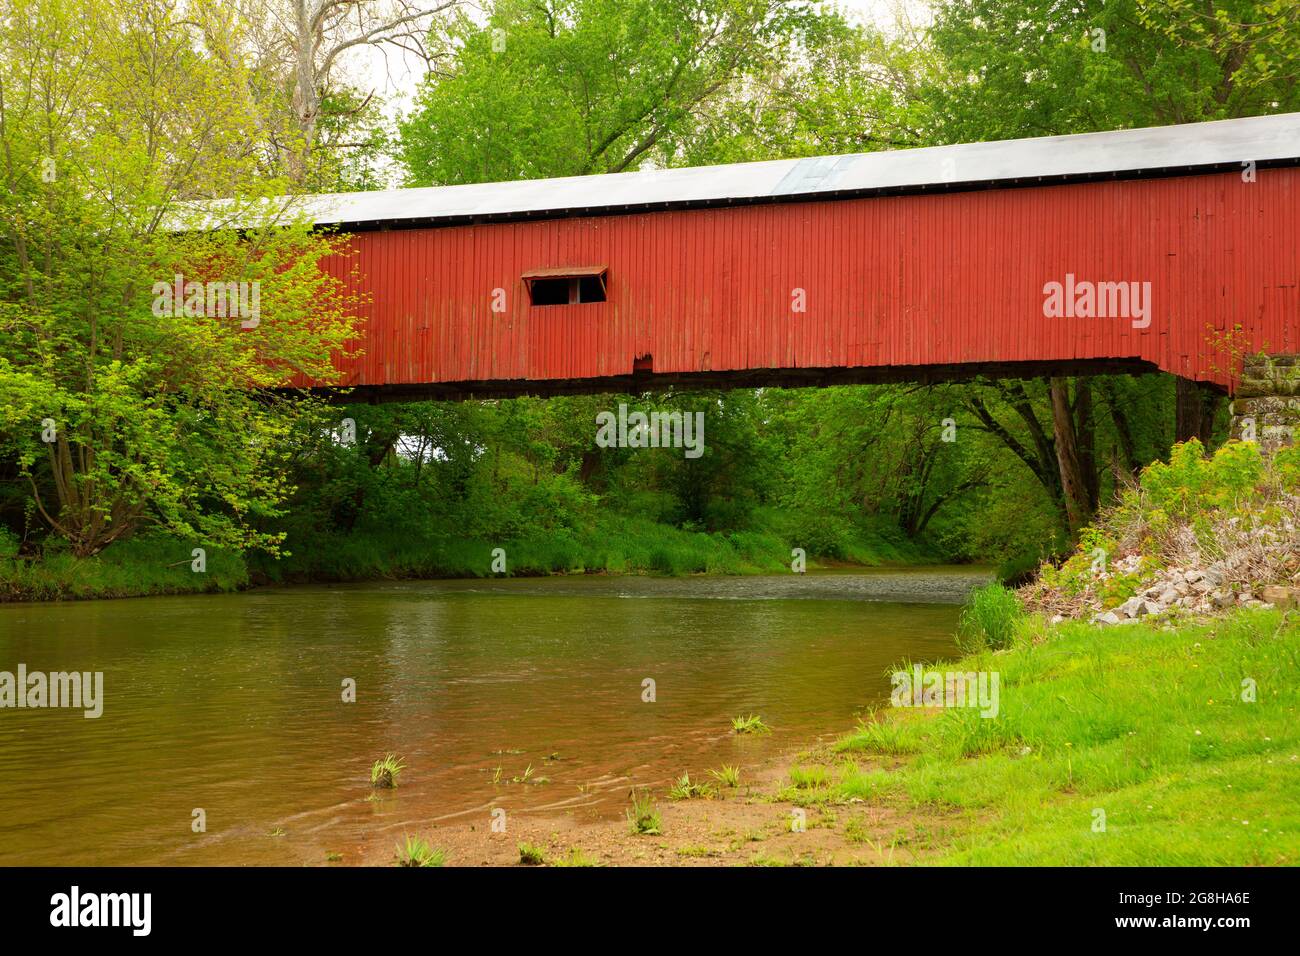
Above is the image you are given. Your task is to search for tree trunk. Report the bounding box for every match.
[1175,377,1226,447]
[1050,377,1092,534]
[1074,377,1099,511]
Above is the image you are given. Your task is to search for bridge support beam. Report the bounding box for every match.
[1231,355,1300,451]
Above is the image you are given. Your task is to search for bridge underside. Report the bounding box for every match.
[316,358,1170,404]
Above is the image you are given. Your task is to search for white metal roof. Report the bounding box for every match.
[252,112,1300,228]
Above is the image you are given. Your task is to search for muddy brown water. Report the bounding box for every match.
[0,567,988,865]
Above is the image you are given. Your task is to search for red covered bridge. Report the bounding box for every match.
[299,113,1300,400]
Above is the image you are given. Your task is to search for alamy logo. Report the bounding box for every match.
[1042,273,1151,328]
[595,403,704,459]
[152,273,260,328]
[890,665,999,718]
[50,886,151,936]
[0,664,103,718]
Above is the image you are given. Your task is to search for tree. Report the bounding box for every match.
[0,0,356,556]
[198,0,458,188]
[398,0,826,185]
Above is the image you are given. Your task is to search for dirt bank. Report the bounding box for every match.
[347,741,960,868]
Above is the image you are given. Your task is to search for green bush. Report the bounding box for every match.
[1139,439,1263,518]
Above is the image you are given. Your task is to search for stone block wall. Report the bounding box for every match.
[1231,354,1300,450]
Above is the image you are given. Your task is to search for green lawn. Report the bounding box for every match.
[831,609,1300,865]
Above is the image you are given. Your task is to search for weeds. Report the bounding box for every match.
[731,714,770,734]
[394,836,445,867]
[370,754,405,789]
[708,765,741,788]
[667,772,715,800]
[517,841,546,865]
[626,790,662,835]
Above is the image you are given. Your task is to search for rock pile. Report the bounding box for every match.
[1084,564,1296,626]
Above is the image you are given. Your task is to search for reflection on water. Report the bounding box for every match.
[0,568,984,865]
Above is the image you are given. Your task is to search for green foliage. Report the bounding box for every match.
[1273,445,1300,490]
[926,0,1300,145]
[0,0,355,560]
[399,0,833,185]
[1139,439,1264,517]
[956,583,1024,652]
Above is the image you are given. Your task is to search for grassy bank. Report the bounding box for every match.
[795,609,1300,865]
[0,535,249,602]
[0,512,937,602]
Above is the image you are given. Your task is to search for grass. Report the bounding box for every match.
[626,790,663,835]
[708,765,741,788]
[551,847,598,867]
[836,715,918,756]
[731,714,771,735]
[788,765,832,790]
[955,582,1023,652]
[254,508,939,586]
[511,763,548,784]
[370,754,405,789]
[0,533,247,602]
[667,772,716,800]
[394,836,446,867]
[831,609,1300,864]
[517,841,546,865]
[4,506,941,603]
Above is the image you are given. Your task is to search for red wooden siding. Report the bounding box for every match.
[319,167,1300,393]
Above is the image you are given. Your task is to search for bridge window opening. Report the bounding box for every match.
[523,267,607,305]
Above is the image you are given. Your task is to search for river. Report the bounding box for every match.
[0,566,988,865]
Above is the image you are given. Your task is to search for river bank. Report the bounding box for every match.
[371,607,1298,867]
[0,512,941,603]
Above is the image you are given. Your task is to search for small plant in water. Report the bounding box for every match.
[395,836,446,867]
[731,714,770,734]
[708,765,742,788]
[517,841,546,865]
[371,753,405,789]
[667,771,715,800]
[627,789,662,835]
